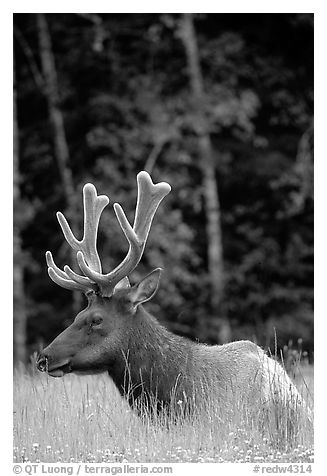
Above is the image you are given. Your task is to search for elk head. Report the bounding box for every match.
[36,172,171,377]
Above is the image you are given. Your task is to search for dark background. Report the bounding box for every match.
[13,13,313,365]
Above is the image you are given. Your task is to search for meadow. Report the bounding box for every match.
[13,357,314,464]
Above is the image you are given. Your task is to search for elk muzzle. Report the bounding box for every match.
[36,351,71,377]
[36,354,48,372]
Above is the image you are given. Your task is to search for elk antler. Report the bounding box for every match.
[46,172,171,296]
[77,171,171,296]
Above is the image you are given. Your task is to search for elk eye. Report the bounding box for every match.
[91,316,103,326]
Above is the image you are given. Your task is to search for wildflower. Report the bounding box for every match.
[253,456,265,462]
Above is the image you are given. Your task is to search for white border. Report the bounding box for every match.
[3,3,325,474]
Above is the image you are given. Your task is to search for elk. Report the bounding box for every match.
[37,171,309,425]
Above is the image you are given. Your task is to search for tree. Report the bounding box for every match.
[36,13,81,311]
[13,59,27,363]
[179,14,230,342]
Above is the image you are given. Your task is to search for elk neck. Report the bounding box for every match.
[107,304,195,406]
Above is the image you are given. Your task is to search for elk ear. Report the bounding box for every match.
[128,268,161,309]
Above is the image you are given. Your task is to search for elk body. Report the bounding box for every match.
[37,172,308,423]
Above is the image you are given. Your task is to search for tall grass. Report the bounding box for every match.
[13,359,314,463]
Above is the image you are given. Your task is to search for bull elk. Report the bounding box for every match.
[37,171,310,427]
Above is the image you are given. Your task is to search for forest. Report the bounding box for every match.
[13,13,313,365]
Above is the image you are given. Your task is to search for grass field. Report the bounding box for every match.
[13,359,314,464]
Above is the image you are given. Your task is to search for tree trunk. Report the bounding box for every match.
[179,14,230,342]
[294,121,313,212]
[37,13,75,207]
[37,13,81,311]
[13,61,27,364]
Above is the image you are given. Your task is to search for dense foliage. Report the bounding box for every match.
[14,13,313,359]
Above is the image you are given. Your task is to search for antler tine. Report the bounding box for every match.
[82,184,110,271]
[46,183,109,294]
[57,184,109,272]
[46,251,97,293]
[77,171,171,296]
[47,268,91,292]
